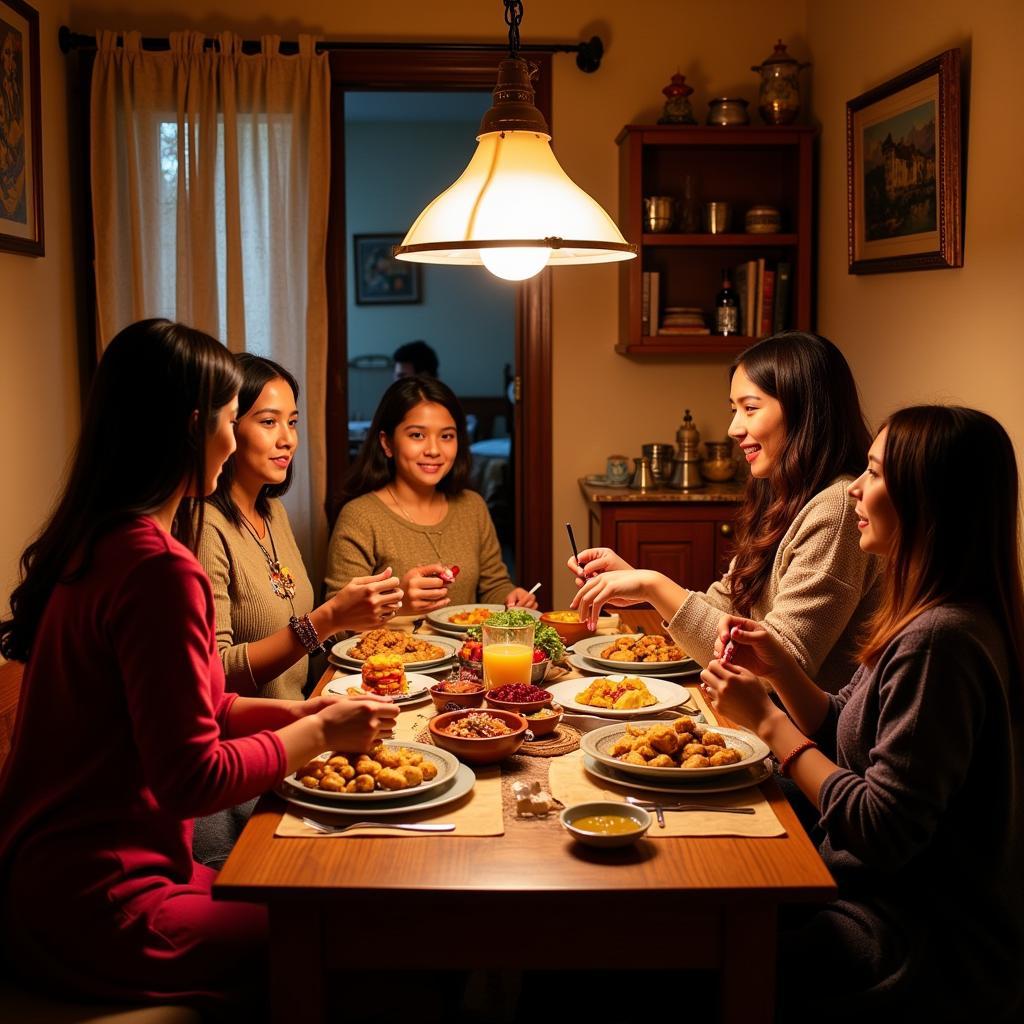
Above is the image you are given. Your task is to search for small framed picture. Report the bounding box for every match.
[847,48,962,274]
[0,0,43,256]
[353,234,422,304]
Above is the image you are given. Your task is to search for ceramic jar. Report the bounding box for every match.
[751,40,810,126]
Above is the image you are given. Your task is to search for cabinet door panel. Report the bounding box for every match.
[616,520,716,592]
[714,518,736,579]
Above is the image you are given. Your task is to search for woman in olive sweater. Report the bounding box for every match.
[701,406,1024,1021]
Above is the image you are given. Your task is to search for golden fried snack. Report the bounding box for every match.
[709,748,743,767]
[634,743,657,759]
[622,751,647,766]
[345,774,376,793]
[626,724,648,737]
[319,773,346,792]
[419,760,438,781]
[354,758,381,778]
[683,743,708,758]
[377,767,410,791]
[681,754,711,769]
[673,717,698,734]
[611,736,634,757]
[299,775,321,789]
[400,764,424,787]
[372,746,403,769]
[648,725,679,754]
[702,731,726,747]
[648,754,676,768]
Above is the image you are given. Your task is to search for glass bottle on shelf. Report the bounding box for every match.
[714,271,739,336]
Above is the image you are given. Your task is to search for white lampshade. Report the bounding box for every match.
[394,57,636,281]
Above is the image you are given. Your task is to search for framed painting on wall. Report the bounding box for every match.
[847,48,962,274]
[353,233,422,304]
[0,0,43,256]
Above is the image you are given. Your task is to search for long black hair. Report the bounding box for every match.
[728,330,871,616]
[208,353,300,528]
[343,376,471,502]
[0,319,240,662]
[860,406,1024,698]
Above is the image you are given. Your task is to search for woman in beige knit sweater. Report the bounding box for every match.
[572,332,881,693]
[198,355,403,702]
[326,377,537,613]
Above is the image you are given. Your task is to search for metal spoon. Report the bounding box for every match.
[301,817,455,834]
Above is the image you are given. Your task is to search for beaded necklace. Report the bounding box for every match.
[238,510,297,603]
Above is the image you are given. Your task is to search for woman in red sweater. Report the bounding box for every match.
[0,320,398,1009]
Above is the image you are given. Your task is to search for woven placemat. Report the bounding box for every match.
[518,724,580,757]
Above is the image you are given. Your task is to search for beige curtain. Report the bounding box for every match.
[90,30,331,578]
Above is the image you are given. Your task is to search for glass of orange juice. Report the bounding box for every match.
[481,623,536,690]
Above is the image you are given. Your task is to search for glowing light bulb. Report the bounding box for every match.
[480,246,551,281]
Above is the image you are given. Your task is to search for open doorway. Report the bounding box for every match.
[324,48,554,599]
[343,90,518,573]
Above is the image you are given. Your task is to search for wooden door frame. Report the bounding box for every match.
[325,48,553,599]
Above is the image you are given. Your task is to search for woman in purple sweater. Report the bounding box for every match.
[701,406,1024,1021]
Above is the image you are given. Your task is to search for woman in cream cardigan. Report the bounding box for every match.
[571,331,881,693]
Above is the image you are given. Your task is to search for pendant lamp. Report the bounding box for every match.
[393,1,637,282]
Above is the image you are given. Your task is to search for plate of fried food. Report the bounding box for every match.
[545,675,691,718]
[426,604,541,633]
[581,717,771,779]
[331,629,460,670]
[281,740,459,802]
[571,633,698,673]
[324,671,433,705]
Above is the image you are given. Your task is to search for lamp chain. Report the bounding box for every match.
[503,0,523,59]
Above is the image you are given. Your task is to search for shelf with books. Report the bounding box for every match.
[616,124,816,356]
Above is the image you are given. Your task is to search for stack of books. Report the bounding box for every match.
[731,259,792,338]
[659,306,710,335]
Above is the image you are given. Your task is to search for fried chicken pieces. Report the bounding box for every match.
[296,742,439,794]
[599,634,685,663]
[610,717,743,770]
[349,628,445,663]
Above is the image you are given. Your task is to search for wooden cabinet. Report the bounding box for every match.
[582,483,742,593]
[615,125,816,356]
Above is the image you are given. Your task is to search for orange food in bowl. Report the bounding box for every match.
[361,653,407,695]
[540,611,595,645]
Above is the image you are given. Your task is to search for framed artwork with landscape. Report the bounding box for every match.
[847,49,962,274]
[0,0,42,256]
[354,234,421,304]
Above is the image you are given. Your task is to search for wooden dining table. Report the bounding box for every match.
[214,610,836,1023]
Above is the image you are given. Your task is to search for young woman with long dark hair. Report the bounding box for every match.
[0,320,398,1008]
[700,406,1024,1019]
[200,354,402,702]
[326,376,537,612]
[572,331,880,691]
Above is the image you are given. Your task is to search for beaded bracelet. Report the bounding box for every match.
[289,614,324,656]
[779,738,818,777]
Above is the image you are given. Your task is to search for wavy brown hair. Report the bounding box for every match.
[859,406,1024,697]
[0,319,240,662]
[727,331,871,616]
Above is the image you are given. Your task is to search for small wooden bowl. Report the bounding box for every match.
[523,703,563,738]
[428,709,528,765]
[428,682,485,712]
[540,612,595,646]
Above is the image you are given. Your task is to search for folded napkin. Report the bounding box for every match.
[548,749,784,838]
[275,765,504,838]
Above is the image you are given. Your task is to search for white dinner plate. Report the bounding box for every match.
[565,651,700,679]
[571,634,698,673]
[278,761,476,818]
[280,740,459,803]
[584,753,772,795]
[426,604,541,632]
[324,671,433,705]
[331,632,461,670]
[545,675,691,718]
[581,721,771,779]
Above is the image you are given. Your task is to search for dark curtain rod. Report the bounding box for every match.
[57,27,604,73]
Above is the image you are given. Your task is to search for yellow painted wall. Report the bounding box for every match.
[8,0,1020,625]
[0,0,78,627]
[808,0,1024,446]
